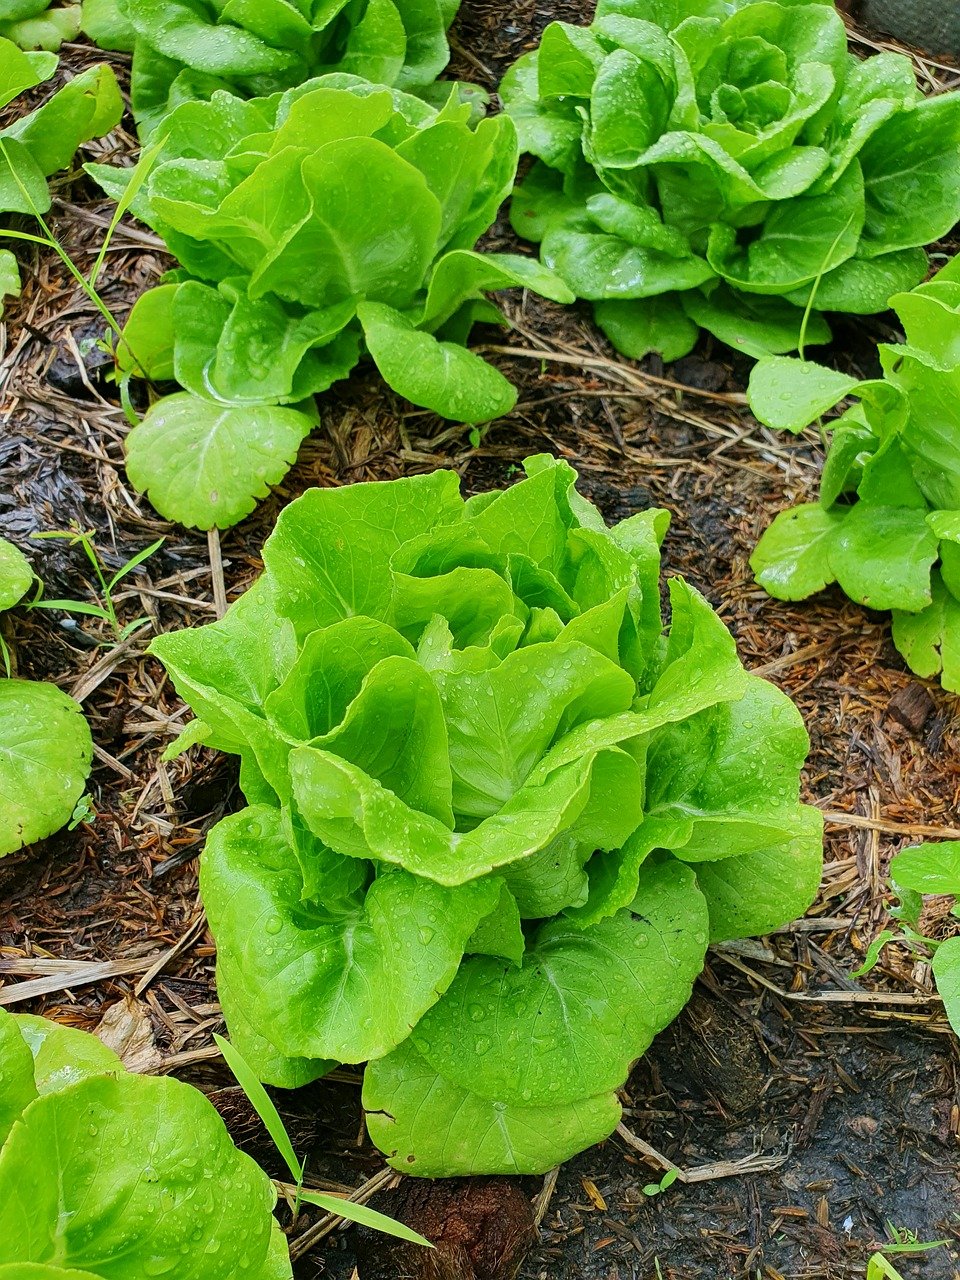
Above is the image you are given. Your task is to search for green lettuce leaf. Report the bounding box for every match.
[364,1037,622,1176]
[0,679,93,857]
[0,1008,291,1278]
[124,393,316,531]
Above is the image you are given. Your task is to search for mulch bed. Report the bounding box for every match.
[1,6,958,1279]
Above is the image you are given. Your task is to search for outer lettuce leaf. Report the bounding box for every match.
[0,1009,291,1279]
[154,455,822,1175]
[203,806,499,1065]
[125,394,316,531]
[364,1038,623,1177]
[408,857,708,1108]
[0,534,31,608]
[0,679,93,857]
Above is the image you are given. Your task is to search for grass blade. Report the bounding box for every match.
[30,599,110,618]
[214,1032,302,1185]
[297,1191,434,1248]
[88,134,167,289]
[107,537,164,591]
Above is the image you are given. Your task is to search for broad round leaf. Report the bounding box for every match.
[14,1011,122,1095]
[889,841,960,898]
[0,1072,289,1280]
[829,503,938,612]
[358,301,517,423]
[751,504,847,600]
[0,679,92,857]
[695,806,824,942]
[892,571,960,691]
[747,357,861,434]
[125,392,315,530]
[364,1038,622,1176]
[0,1009,36,1145]
[0,535,32,610]
[202,806,501,1063]
[409,857,709,1107]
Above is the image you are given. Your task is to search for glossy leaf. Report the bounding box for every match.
[357,301,517,422]
[748,357,860,433]
[0,679,92,857]
[0,535,32,609]
[932,936,960,1038]
[364,1037,623,1176]
[890,842,960,898]
[120,0,459,131]
[0,1009,291,1278]
[125,393,315,530]
[751,504,846,599]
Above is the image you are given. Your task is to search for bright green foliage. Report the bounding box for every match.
[0,1009,293,1279]
[0,536,93,857]
[749,267,960,692]
[0,535,32,609]
[82,0,462,136]
[0,35,122,304]
[89,77,572,529]
[501,0,960,361]
[152,454,822,1175]
[854,843,960,1040]
[0,679,92,854]
[0,1,79,50]
[0,39,122,210]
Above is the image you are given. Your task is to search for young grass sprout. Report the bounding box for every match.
[29,526,162,643]
[214,1033,433,1250]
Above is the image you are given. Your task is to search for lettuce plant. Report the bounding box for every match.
[0,37,121,304]
[0,1,79,50]
[0,1008,293,1278]
[501,0,960,363]
[749,261,960,693]
[80,0,461,136]
[854,842,960,1039]
[152,454,823,1176]
[88,77,571,531]
[0,536,93,856]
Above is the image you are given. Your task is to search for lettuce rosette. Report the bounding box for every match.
[88,76,571,530]
[81,0,462,136]
[153,455,823,1176]
[749,261,960,693]
[501,0,960,362]
[0,1008,291,1278]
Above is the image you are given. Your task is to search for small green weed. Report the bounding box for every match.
[215,1033,433,1248]
[643,1168,680,1197]
[29,526,162,642]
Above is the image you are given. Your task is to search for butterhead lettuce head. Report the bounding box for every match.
[153,455,823,1175]
[502,0,960,362]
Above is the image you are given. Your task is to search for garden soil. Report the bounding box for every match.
[0,5,958,1279]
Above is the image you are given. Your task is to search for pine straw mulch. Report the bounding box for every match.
[1,7,959,1280]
